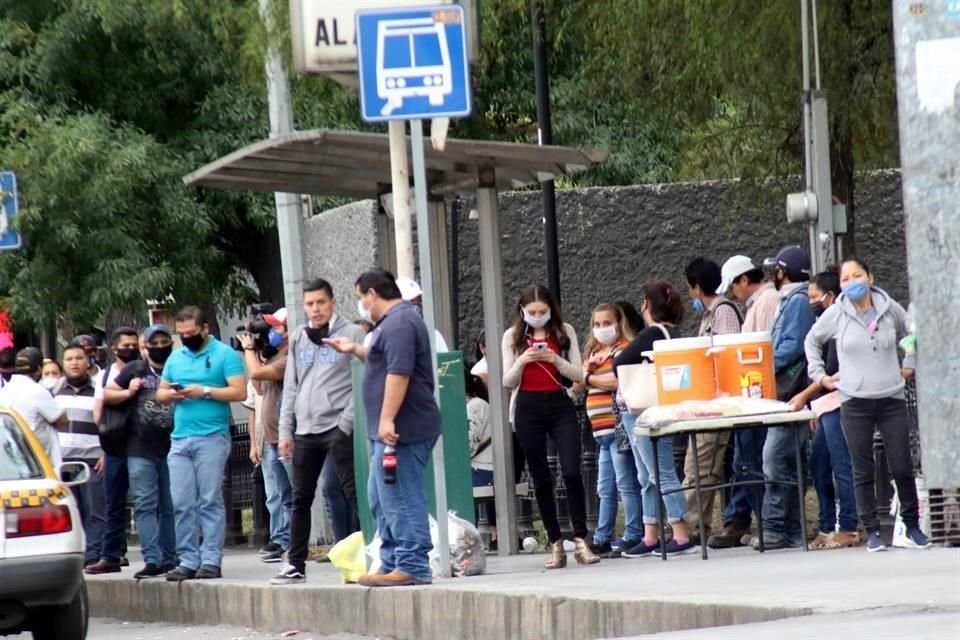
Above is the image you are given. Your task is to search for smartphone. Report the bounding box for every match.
[534,342,548,352]
[170,383,184,392]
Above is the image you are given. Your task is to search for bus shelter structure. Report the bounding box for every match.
[183,128,605,555]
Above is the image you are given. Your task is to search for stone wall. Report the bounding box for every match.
[304,170,908,352]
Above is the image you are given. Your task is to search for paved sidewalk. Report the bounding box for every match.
[87,546,960,640]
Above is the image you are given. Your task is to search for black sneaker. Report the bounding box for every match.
[259,541,282,555]
[261,548,286,564]
[663,539,699,555]
[165,566,197,582]
[134,563,166,580]
[621,540,660,558]
[195,564,222,579]
[589,541,613,556]
[270,563,306,585]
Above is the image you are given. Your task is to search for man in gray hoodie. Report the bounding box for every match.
[270,278,367,585]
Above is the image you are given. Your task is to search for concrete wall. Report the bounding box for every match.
[303,171,907,352]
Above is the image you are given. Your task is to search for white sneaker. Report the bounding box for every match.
[269,563,306,585]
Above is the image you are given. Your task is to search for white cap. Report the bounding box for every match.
[717,255,757,295]
[264,308,288,327]
[396,277,423,302]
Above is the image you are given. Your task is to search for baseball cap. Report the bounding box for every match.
[396,277,423,302]
[717,255,757,295]
[763,245,811,278]
[143,324,172,343]
[15,347,43,375]
[264,308,288,327]
[71,334,97,353]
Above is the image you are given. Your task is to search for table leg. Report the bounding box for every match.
[653,435,666,561]
[691,432,708,560]
[795,423,808,551]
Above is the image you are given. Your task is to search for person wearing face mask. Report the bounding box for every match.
[750,245,816,551]
[40,358,65,395]
[157,306,247,581]
[0,347,67,465]
[501,284,599,569]
[786,268,859,550]
[805,258,929,553]
[238,308,293,564]
[683,257,743,542]
[575,303,640,557]
[270,279,365,586]
[107,325,177,578]
[84,326,142,575]
[56,342,108,567]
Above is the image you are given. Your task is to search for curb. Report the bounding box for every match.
[88,579,811,639]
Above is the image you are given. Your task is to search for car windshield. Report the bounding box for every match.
[0,415,44,481]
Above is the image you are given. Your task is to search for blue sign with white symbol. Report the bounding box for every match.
[356,4,472,122]
[0,171,21,251]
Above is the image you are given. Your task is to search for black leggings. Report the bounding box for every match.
[513,390,587,542]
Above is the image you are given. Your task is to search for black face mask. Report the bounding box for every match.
[147,345,173,365]
[305,325,329,346]
[115,347,140,363]
[181,334,205,352]
[260,344,279,359]
[810,302,825,317]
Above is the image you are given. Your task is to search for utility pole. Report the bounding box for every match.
[530,0,561,301]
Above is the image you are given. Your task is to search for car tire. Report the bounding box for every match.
[30,581,88,640]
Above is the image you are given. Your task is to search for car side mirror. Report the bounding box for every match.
[59,461,90,487]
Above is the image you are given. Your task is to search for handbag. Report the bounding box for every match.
[775,358,808,401]
[612,396,632,452]
[618,324,672,415]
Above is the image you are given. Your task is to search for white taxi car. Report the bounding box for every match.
[0,408,89,640]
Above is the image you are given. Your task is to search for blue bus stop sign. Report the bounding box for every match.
[0,171,21,251]
[356,4,472,122]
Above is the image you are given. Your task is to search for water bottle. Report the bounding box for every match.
[383,445,397,484]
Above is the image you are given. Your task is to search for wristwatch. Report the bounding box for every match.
[202,386,212,400]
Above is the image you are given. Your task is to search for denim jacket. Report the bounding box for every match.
[772,283,816,373]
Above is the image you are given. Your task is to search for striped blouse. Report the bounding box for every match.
[585,339,630,437]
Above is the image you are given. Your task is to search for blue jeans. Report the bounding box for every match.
[761,425,809,542]
[99,454,129,562]
[810,410,857,532]
[167,434,231,570]
[67,457,105,565]
[321,455,352,543]
[594,434,643,543]
[722,427,767,528]
[262,442,293,548]
[629,422,688,525]
[128,456,176,567]
[369,438,437,582]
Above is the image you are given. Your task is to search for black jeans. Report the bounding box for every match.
[840,396,919,531]
[287,429,358,570]
[514,390,588,542]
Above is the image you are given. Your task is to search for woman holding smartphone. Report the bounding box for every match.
[502,285,599,569]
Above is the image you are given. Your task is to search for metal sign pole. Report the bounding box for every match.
[411,118,451,577]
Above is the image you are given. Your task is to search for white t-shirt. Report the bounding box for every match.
[0,375,64,465]
[467,396,493,471]
[93,363,122,400]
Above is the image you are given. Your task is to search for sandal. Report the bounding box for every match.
[832,531,861,547]
[810,532,841,550]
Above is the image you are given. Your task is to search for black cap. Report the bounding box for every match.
[15,347,43,375]
[763,245,811,279]
[71,334,97,353]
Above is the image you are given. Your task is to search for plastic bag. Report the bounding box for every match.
[427,511,487,578]
[327,531,367,584]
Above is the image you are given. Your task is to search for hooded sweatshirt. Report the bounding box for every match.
[278,313,367,440]
[805,286,915,401]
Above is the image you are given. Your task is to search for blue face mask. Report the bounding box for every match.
[692,298,706,314]
[268,328,284,348]
[843,282,870,302]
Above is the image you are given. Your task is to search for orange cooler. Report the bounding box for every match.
[652,337,715,405]
[711,331,776,399]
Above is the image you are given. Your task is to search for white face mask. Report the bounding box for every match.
[40,376,61,392]
[522,309,551,329]
[593,325,618,345]
[357,300,372,322]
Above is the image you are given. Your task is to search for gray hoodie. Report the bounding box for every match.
[805,286,916,401]
[278,313,367,440]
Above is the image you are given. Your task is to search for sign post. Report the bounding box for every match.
[356,3,472,578]
[0,171,22,252]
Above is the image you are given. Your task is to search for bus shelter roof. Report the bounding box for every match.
[182,129,605,197]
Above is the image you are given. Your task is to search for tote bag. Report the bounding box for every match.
[618,325,672,415]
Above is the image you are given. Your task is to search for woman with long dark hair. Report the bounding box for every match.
[501,284,599,568]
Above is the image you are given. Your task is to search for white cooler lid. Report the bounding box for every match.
[653,336,712,352]
[711,331,772,346]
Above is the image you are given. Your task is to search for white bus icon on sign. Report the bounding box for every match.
[376,17,453,116]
